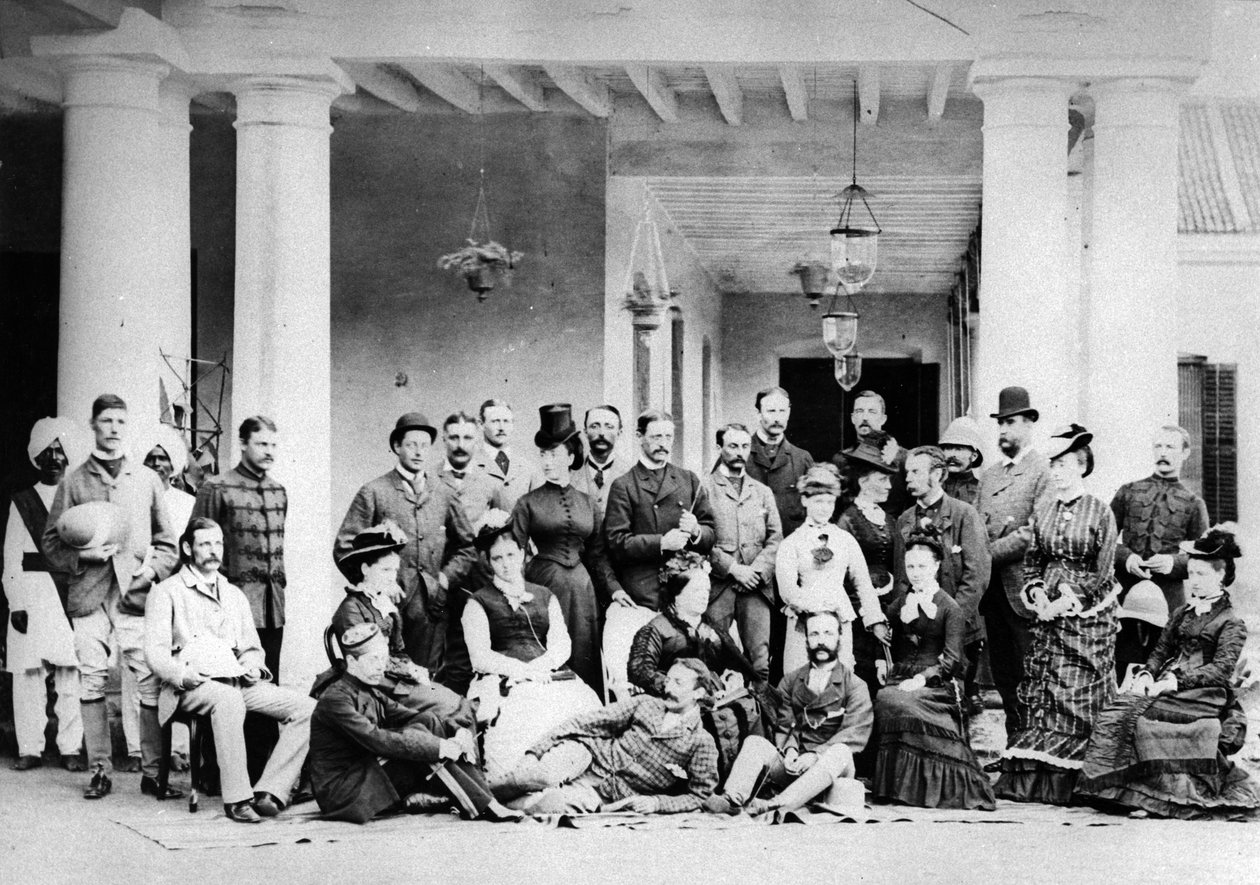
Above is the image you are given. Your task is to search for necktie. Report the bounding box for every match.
[411,473,426,497]
[592,464,605,489]
[495,450,510,475]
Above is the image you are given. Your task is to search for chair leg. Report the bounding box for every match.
[157,720,174,794]
[187,718,200,813]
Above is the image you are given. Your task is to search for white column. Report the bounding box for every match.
[971,77,1076,437]
[56,56,172,423]
[153,78,195,421]
[1084,79,1184,500]
[231,75,344,688]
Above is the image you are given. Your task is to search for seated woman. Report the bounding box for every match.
[776,464,886,674]
[463,511,601,782]
[871,531,995,810]
[321,523,472,726]
[1076,526,1260,819]
[628,551,769,774]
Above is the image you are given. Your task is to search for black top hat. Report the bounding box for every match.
[335,522,407,583]
[1045,423,1094,475]
[534,403,580,449]
[989,387,1040,422]
[390,412,436,447]
[842,433,898,475]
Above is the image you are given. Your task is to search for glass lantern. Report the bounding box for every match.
[821,310,859,357]
[829,183,880,294]
[834,353,863,391]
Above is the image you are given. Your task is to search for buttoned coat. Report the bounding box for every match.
[704,470,783,605]
[773,661,873,756]
[1110,475,1209,602]
[42,456,178,619]
[471,447,541,510]
[895,494,992,643]
[975,450,1052,619]
[571,452,632,516]
[604,462,716,610]
[746,435,814,536]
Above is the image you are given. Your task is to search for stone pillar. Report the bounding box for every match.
[970,77,1076,438]
[1084,79,1185,499]
[56,56,174,423]
[231,74,345,687]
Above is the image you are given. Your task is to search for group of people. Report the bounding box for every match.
[3,383,1256,825]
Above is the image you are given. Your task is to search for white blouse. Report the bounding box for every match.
[461,592,572,680]
[775,519,883,626]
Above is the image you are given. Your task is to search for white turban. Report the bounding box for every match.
[27,416,84,469]
[138,423,190,476]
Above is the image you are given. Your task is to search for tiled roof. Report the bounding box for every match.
[1178,102,1258,234]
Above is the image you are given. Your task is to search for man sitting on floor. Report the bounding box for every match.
[144,517,314,824]
[706,610,872,815]
[309,622,521,824]
[492,658,720,815]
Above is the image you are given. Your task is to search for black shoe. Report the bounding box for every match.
[224,800,264,824]
[61,754,87,773]
[11,755,43,771]
[964,695,985,717]
[252,791,284,817]
[141,776,185,801]
[84,765,112,800]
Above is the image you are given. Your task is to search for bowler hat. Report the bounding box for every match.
[389,412,436,447]
[1118,581,1169,627]
[842,437,898,475]
[938,416,985,468]
[335,522,407,583]
[1045,423,1094,475]
[534,403,580,449]
[989,387,1039,422]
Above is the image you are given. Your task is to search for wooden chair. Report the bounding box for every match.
[156,710,212,813]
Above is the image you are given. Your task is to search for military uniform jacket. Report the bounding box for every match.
[1110,475,1209,595]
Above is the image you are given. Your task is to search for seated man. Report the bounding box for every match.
[144,517,314,824]
[493,658,720,815]
[708,610,873,815]
[309,623,520,824]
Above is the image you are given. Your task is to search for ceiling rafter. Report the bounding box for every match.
[398,63,481,114]
[485,64,547,112]
[778,65,809,121]
[703,64,743,125]
[337,61,422,112]
[542,64,611,117]
[625,64,678,122]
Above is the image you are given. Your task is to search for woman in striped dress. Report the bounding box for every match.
[996,425,1119,805]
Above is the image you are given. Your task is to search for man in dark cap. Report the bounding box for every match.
[309,622,521,823]
[975,386,1052,758]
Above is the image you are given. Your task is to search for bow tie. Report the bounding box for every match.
[900,589,938,624]
[1187,594,1222,617]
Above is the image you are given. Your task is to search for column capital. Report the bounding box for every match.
[232,74,348,131]
[32,7,190,73]
[970,55,1202,90]
[55,56,171,112]
[159,76,199,131]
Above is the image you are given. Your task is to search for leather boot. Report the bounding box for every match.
[489,759,552,802]
[770,763,838,813]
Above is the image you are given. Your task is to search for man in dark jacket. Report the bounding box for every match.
[746,387,815,537]
[604,410,715,611]
[309,623,519,824]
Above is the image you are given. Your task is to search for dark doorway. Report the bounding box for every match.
[778,357,940,462]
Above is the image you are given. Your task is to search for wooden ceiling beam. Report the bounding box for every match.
[625,64,678,122]
[542,64,611,117]
[398,63,481,113]
[703,64,742,125]
[779,64,808,121]
[485,64,547,111]
[337,61,423,112]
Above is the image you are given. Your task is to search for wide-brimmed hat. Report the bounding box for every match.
[472,508,517,552]
[336,522,407,582]
[842,435,898,475]
[1180,524,1243,560]
[938,417,984,468]
[797,463,842,497]
[1118,580,1169,627]
[56,501,127,550]
[534,403,580,449]
[989,386,1039,422]
[389,412,436,447]
[1045,423,1093,474]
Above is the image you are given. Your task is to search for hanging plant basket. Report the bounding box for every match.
[789,260,830,308]
[437,239,524,301]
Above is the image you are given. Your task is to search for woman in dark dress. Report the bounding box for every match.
[1076,526,1260,818]
[996,425,1119,805]
[510,404,623,694]
[872,531,995,809]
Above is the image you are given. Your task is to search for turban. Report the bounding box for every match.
[27,416,83,469]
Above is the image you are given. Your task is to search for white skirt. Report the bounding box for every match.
[4,581,77,673]
[470,675,601,781]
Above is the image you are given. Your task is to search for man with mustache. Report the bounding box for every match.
[707,610,872,815]
[833,390,910,517]
[334,412,505,682]
[571,404,630,515]
[471,399,540,510]
[703,422,782,679]
[605,410,716,611]
[191,416,288,679]
[746,387,814,537]
[42,394,179,800]
[145,518,314,823]
[938,416,984,507]
[5,417,84,773]
[1110,425,1209,611]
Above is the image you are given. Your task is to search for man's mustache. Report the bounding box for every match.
[727,457,746,469]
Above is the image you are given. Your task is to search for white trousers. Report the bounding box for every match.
[12,664,82,757]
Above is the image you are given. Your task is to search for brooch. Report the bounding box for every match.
[811,545,834,567]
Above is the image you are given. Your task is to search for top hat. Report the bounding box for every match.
[989,387,1039,422]
[335,522,408,582]
[534,403,580,449]
[938,416,985,468]
[390,412,436,448]
[1045,423,1094,474]
[56,501,127,550]
[842,435,899,475]
[1117,580,1169,627]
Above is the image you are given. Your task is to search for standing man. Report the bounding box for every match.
[4,418,84,772]
[704,422,783,679]
[472,399,539,510]
[746,387,814,537]
[42,394,179,800]
[1110,425,1209,611]
[939,416,985,507]
[833,390,911,517]
[975,387,1051,754]
[572,405,631,515]
[898,446,991,713]
[191,416,287,679]
[604,410,716,611]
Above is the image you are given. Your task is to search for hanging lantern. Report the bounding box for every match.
[789,260,831,309]
[835,353,863,391]
[622,187,673,330]
[829,81,881,295]
[822,309,859,356]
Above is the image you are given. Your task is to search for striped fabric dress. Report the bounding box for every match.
[996,493,1118,805]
